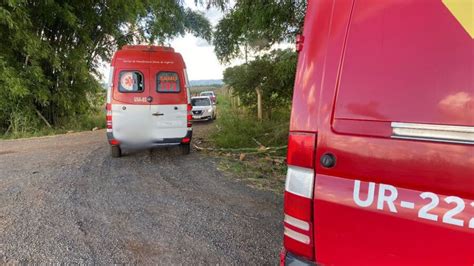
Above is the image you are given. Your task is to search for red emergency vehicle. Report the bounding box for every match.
[281,0,473,265]
[106,45,192,157]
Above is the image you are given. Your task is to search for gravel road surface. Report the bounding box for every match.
[0,123,283,264]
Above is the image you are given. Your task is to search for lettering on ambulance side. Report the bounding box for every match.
[133,97,147,103]
[353,180,474,229]
[122,60,174,64]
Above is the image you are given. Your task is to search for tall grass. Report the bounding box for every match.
[1,91,106,139]
[1,110,106,140]
[211,94,290,151]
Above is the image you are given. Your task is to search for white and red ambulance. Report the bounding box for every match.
[106,45,192,157]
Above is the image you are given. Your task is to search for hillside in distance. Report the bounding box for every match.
[189,79,223,87]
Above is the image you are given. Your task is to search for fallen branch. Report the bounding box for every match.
[35,108,52,128]
[251,137,264,148]
[193,144,287,153]
[4,124,12,136]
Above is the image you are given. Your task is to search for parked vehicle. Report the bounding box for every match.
[106,45,193,157]
[200,91,217,104]
[191,96,216,121]
[281,1,473,265]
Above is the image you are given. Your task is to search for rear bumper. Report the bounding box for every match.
[107,130,192,148]
[280,249,316,266]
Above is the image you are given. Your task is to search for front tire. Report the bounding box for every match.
[111,145,122,158]
[180,144,190,155]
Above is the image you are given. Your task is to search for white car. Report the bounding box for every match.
[200,91,216,104]
[191,96,216,120]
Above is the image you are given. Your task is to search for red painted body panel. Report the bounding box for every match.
[287,0,474,264]
[110,46,188,105]
[314,174,474,265]
[335,0,474,126]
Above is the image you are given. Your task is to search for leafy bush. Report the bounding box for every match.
[211,94,289,150]
[0,0,215,136]
[223,49,297,120]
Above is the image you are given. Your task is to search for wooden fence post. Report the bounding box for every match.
[256,88,262,120]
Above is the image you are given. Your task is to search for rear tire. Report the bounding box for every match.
[180,144,190,155]
[111,145,122,158]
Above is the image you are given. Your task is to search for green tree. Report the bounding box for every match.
[0,0,219,135]
[223,49,297,119]
[214,0,306,63]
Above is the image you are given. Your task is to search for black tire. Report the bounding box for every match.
[111,145,122,158]
[180,144,190,155]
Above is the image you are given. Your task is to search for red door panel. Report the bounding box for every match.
[334,0,474,126]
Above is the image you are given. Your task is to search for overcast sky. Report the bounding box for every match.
[169,1,231,81]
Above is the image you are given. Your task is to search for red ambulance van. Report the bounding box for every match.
[281,0,473,265]
[106,45,192,157]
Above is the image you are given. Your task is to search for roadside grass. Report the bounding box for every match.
[211,95,290,150]
[205,92,290,193]
[1,111,105,140]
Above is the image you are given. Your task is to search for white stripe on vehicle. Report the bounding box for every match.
[284,214,310,231]
[284,226,310,244]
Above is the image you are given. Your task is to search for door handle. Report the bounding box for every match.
[152,112,164,116]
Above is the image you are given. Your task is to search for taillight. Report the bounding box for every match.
[106,103,112,130]
[187,103,192,128]
[284,132,316,260]
[295,34,305,52]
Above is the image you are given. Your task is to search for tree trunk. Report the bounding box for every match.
[256,88,262,121]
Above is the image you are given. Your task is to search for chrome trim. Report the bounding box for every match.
[391,122,474,145]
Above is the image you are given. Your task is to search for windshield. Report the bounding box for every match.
[192,98,211,106]
[201,92,213,96]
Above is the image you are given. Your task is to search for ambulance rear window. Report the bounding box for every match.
[118,71,144,93]
[157,72,180,93]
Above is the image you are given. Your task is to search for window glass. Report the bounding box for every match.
[191,98,211,106]
[157,72,180,92]
[184,69,191,103]
[119,71,144,93]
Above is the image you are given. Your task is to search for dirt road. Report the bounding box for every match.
[0,123,283,264]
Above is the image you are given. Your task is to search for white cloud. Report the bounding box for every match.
[171,34,223,80]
